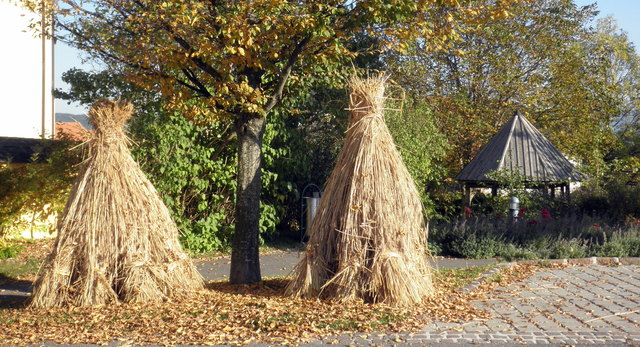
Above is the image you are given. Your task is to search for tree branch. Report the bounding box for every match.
[263,37,310,114]
[179,68,212,97]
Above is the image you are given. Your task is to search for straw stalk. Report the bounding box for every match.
[287,76,433,305]
[30,100,203,308]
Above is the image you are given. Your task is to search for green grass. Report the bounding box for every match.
[435,264,496,289]
[0,258,41,280]
[488,273,503,283]
[0,245,24,260]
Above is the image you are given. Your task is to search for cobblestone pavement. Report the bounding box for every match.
[303,265,640,346]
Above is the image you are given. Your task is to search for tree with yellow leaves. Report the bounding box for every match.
[20,0,517,284]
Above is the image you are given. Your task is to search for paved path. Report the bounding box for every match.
[194,250,498,280]
[304,264,640,346]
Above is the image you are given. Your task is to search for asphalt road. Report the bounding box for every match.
[194,250,498,280]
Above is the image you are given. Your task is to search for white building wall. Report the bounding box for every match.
[0,1,54,139]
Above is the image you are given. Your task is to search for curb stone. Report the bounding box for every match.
[517,256,640,266]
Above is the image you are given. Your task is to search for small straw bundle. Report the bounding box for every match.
[30,100,203,308]
[286,75,434,305]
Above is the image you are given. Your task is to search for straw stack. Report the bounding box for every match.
[286,76,433,305]
[30,100,203,308]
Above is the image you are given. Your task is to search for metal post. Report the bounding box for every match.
[509,196,520,221]
[300,184,321,242]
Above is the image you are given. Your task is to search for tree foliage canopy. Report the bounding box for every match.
[40,0,513,120]
[390,0,640,176]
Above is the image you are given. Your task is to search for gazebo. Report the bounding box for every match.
[456,111,583,206]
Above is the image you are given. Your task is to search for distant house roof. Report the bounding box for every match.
[55,122,90,141]
[0,137,53,164]
[456,111,583,184]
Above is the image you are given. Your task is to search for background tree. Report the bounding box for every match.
[390,0,639,178]
[29,0,514,284]
[386,99,450,216]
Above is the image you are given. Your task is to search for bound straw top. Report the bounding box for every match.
[348,76,386,124]
[88,99,134,133]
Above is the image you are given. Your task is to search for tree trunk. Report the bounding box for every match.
[230,113,265,284]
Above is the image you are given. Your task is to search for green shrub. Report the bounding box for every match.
[0,139,80,238]
[499,244,539,261]
[427,241,442,256]
[596,230,640,257]
[0,245,24,260]
[573,179,640,221]
[549,238,588,259]
[450,234,508,259]
[596,241,628,257]
[386,101,449,215]
[430,219,508,258]
[129,110,291,254]
[429,213,640,259]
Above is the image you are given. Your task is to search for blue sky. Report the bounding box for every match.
[54,0,640,115]
[575,0,640,51]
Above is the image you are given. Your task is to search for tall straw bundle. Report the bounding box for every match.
[30,100,203,308]
[286,76,434,305]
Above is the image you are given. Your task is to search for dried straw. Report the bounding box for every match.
[30,100,203,308]
[286,76,434,305]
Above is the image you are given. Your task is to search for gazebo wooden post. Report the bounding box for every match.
[462,183,472,214]
[491,186,498,197]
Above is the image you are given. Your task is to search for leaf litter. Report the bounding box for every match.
[0,264,537,346]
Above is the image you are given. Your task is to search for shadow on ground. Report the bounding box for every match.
[0,274,31,308]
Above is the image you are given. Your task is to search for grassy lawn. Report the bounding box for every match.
[0,258,40,282]
[0,240,46,283]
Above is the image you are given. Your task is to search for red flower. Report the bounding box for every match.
[541,208,552,221]
[528,219,539,225]
[518,207,527,217]
[464,207,473,217]
[592,223,602,230]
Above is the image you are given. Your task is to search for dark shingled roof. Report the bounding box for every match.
[456,111,583,184]
[0,137,54,164]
